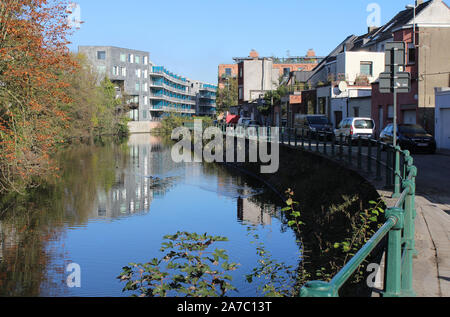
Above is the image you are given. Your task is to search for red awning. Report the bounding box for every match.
[226,115,240,124]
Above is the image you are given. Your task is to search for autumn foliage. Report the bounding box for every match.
[0,0,127,195]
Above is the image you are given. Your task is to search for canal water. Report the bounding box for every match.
[0,135,301,297]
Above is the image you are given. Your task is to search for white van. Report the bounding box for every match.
[334,117,376,143]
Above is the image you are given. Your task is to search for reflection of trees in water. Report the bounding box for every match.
[0,137,187,296]
[0,138,129,296]
[0,136,297,296]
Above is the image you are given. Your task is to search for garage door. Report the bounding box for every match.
[440,109,450,149]
[403,110,417,124]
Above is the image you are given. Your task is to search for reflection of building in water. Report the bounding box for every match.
[92,135,179,219]
[237,197,272,226]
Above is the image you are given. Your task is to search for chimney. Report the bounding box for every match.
[249,50,259,59]
[306,49,316,57]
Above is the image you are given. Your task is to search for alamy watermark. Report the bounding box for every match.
[67,2,82,29]
[66,263,81,288]
[366,263,383,289]
[170,120,280,174]
[367,3,381,28]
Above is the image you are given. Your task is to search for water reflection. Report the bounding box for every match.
[0,135,299,297]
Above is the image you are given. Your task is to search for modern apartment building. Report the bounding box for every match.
[190,81,218,117]
[78,46,151,121]
[78,46,217,121]
[149,66,197,119]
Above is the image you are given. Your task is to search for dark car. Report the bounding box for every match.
[380,124,436,154]
[294,115,333,139]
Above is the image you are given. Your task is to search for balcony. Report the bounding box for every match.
[149,93,196,106]
[149,105,195,114]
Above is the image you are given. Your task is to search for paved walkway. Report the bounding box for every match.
[278,138,450,297]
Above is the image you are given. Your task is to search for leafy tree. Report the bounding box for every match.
[259,85,289,117]
[216,78,238,113]
[0,0,77,194]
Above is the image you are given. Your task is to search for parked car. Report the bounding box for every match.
[379,124,436,154]
[237,118,252,126]
[334,117,376,144]
[294,114,333,139]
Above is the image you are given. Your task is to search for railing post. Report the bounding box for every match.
[308,131,312,151]
[367,139,372,174]
[357,136,362,170]
[386,146,392,188]
[393,146,402,198]
[384,207,405,297]
[316,132,320,153]
[376,141,382,181]
[288,128,292,145]
[402,176,417,297]
[331,134,336,157]
[348,135,353,165]
[301,128,305,149]
[294,128,298,147]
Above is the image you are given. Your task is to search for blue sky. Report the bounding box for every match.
[68,0,420,84]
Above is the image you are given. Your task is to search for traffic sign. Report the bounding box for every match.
[385,42,406,74]
[379,72,411,94]
[380,42,410,94]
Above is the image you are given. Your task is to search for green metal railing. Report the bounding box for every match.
[184,122,418,297]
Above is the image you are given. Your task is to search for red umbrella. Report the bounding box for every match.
[226,115,240,124]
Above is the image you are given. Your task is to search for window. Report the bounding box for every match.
[97,65,106,74]
[143,82,148,92]
[239,68,243,78]
[135,83,140,91]
[143,69,148,79]
[121,67,127,76]
[354,120,374,129]
[128,54,134,63]
[120,54,126,62]
[144,96,148,105]
[388,105,394,119]
[283,68,290,77]
[112,66,119,76]
[225,68,232,76]
[360,62,373,76]
[97,51,106,60]
[143,56,148,65]
[136,69,141,78]
[238,87,243,100]
[135,56,140,64]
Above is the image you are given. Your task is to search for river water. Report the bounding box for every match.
[0,135,301,297]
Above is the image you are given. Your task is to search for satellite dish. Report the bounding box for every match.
[338,81,348,93]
